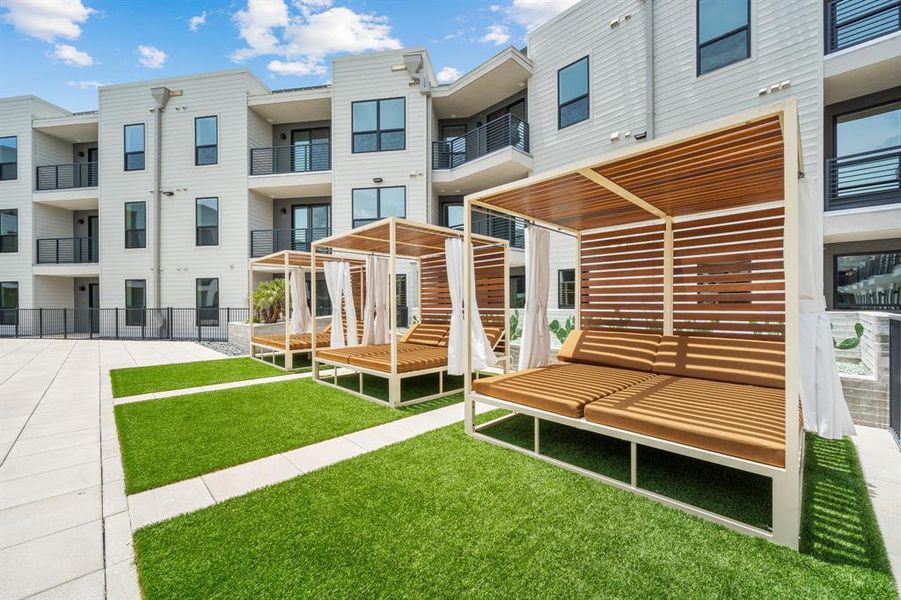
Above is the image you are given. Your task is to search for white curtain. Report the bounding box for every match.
[289,267,311,334]
[342,263,359,346]
[446,239,498,375]
[361,256,376,345]
[797,176,855,439]
[324,261,345,349]
[372,257,390,344]
[518,227,551,371]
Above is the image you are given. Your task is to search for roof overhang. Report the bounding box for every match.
[32,113,99,143]
[432,47,532,119]
[248,87,332,124]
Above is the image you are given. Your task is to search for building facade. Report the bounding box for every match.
[1,0,899,323]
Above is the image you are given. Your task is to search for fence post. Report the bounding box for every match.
[63,309,67,339]
[115,308,119,339]
[168,307,173,340]
[39,308,43,338]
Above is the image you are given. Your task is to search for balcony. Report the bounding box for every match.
[825,145,901,211]
[250,227,330,258]
[36,236,98,264]
[826,0,901,54]
[36,163,98,190]
[248,144,331,198]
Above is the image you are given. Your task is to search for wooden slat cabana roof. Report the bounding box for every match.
[467,102,801,231]
[249,250,365,270]
[313,217,506,258]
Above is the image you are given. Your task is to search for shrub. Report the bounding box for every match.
[254,279,285,324]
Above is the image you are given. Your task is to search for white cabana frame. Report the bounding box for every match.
[463,100,805,548]
[310,217,510,407]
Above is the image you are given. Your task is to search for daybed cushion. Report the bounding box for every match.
[583,375,786,467]
[252,332,331,351]
[471,363,657,418]
[557,329,662,372]
[652,335,785,389]
[401,323,450,346]
[349,345,447,373]
[316,342,433,365]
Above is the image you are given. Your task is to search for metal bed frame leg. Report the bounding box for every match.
[534,417,540,454]
[389,376,401,408]
[630,443,638,488]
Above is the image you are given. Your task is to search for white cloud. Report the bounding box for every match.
[267,59,326,77]
[231,0,289,61]
[489,4,501,12]
[507,0,579,30]
[480,24,510,46]
[137,45,167,69]
[66,80,106,89]
[437,66,461,84]
[1,0,94,42]
[188,11,207,32]
[47,43,94,66]
[283,7,401,58]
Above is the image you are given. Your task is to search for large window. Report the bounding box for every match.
[195,197,219,246]
[442,201,464,229]
[558,57,589,129]
[125,279,146,326]
[291,127,330,172]
[0,136,17,180]
[558,269,575,309]
[195,116,218,166]
[196,278,220,326]
[124,124,145,171]
[0,281,17,326]
[0,209,17,253]
[834,250,901,311]
[352,187,405,228]
[124,202,146,249]
[352,98,405,153]
[697,0,750,75]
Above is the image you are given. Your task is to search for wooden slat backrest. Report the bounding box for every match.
[419,245,506,328]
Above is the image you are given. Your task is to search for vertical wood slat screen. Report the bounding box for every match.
[420,246,507,326]
[580,222,666,333]
[672,206,785,338]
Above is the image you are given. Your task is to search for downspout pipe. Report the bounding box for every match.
[149,86,171,309]
[643,0,655,140]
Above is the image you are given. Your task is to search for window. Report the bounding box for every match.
[124,124,145,171]
[558,269,575,309]
[290,127,330,172]
[834,250,901,311]
[697,0,750,75]
[0,281,17,326]
[196,278,220,326]
[0,209,17,253]
[352,187,405,228]
[442,201,464,229]
[124,202,146,248]
[195,116,218,166]
[195,197,219,246]
[125,280,146,326]
[0,136,17,180]
[441,125,467,168]
[352,98,405,152]
[558,57,589,129]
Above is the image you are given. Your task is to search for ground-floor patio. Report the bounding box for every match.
[0,339,899,598]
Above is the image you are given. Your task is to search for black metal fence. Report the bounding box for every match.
[825,145,901,211]
[36,162,98,190]
[0,308,248,341]
[432,114,530,169]
[826,0,901,53]
[36,237,99,264]
[250,227,331,257]
[250,144,331,175]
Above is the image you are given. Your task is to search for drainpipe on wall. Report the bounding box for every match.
[149,86,171,309]
[643,0,655,140]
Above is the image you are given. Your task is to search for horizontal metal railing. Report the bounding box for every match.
[826,0,901,53]
[432,114,530,170]
[36,237,99,263]
[36,162,98,190]
[450,213,526,250]
[249,143,331,175]
[0,307,249,341]
[825,145,901,211]
[250,227,331,257]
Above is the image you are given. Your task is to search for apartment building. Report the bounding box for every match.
[1,0,899,327]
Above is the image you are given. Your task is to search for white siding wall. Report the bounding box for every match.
[33,275,73,308]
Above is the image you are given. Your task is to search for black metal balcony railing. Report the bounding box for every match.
[449,214,526,250]
[36,237,99,264]
[825,145,901,211]
[432,114,530,170]
[250,144,331,176]
[250,227,331,257]
[36,162,98,190]
[826,0,901,53]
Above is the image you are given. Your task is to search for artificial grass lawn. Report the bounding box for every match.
[133,419,895,599]
[110,357,283,398]
[332,371,465,402]
[115,379,461,494]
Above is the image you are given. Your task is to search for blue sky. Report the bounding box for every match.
[0,0,578,112]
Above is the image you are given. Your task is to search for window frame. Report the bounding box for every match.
[351,186,406,228]
[0,208,18,253]
[195,197,219,247]
[351,97,406,153]
[123,123,145,172]
[0,135,18,181]
[0,281,18,326]
[558,268,576,309]
[194,115,219,166]
[696,0,751,76]
[124,201,146,249]
[196,277,220,326]
[557,56,590,130]
[832,249,901,312]
[124,279,146,327]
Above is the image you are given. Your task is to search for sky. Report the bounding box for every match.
[0,0,580,112]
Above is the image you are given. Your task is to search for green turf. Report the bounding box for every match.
[115,379,461,494]
[133,421,895,598]
[110,357,283,398]
[332,371,465,402]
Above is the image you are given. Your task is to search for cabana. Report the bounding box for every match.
[463,101,805,548]
[247,250,365,370]
[311,218,509,407]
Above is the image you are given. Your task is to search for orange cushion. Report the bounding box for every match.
[471,363,657,418]
[401,323,450,346]
[349,346,447,373]
[584,375,786,467]
[557,329,662,372]
[652,335,785,389]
